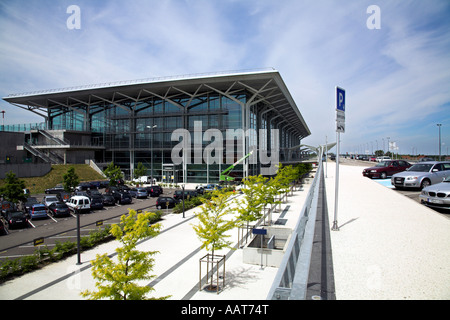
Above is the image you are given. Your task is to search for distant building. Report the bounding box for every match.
[3,69,310,183]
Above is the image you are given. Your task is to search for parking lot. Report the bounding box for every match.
[337,158,450,220]
[0,188,178,262]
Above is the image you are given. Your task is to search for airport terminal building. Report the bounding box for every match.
[2,69,311,183]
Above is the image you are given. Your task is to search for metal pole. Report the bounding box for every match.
[76,208,81,265]
[325,135,328,178]
[260,234,263,269]
[437,124,442,161]
[332,132,340,231]
[182,185,185,219]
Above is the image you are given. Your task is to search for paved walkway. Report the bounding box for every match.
[325,161,450,300]
[0,178,313,300]
[0,162,449,300]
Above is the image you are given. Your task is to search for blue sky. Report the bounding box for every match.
[0,0,449,156]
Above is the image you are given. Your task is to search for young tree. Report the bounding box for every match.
[103,161,123,187]
[259,176,281,224]
[81,209,166,300]
[134,162,147,181]
[63,166,79,192]
[193,190,237,290]
[0,171,27,204]
[235,175,266,241]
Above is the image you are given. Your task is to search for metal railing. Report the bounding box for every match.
[267,157,324,300]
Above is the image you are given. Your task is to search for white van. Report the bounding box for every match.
[67,195,91,212]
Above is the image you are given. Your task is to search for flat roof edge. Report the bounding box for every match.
[3,68,278,100]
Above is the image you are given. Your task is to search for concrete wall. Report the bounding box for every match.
[242,227,292,268]
[0,163,51,179]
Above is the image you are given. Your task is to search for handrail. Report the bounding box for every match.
[267,158,323,300]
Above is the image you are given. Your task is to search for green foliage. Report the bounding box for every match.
[0,225,114,283]
[235,175,266,225]
[103,162,123,187]
[0,171,27,204]
[133,162,147,180]
[81,209,166,300]
[193,190,237,256]
[63,166,79,192]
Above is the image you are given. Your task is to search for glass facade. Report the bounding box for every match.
[4,71,309,183]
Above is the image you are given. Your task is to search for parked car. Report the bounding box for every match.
[43,195,59,207]
[419,157,435,162]
[362,160,411,179]
[195,184,207,194]
[57,192,71,203]
[391,161,450,189]
[204,184,222,192]
[89,195,104,210]
[45,184,65,194]
[129,187,148,199]
[1,201,16,215]
[67,196,91,213]
[5,210,29,229]
[29,204,49,219]
[47,201,71,217]
[112,191,132,205]
[419,176,450,211]
[156,196,179,209]
[146,185,163,197]
[0,218,7,235]
[376,156,391,162]
[173,190,198,201]
[86,189,103,198]
[76,182,97,191]
[102,194,116,206]
[21,197,39,212]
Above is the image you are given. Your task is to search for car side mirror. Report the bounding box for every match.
[432,169,438,172]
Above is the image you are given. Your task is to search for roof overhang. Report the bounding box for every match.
[3,69,311,139]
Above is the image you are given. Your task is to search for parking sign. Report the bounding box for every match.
[336,87,345,112]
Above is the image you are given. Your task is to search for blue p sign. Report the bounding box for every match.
[336,87,345,112]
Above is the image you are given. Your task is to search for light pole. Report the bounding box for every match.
[437,124,442,161]
[387,137,390,156]
[147,125,157,184]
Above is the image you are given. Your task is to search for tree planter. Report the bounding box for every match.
[199,253,225,294]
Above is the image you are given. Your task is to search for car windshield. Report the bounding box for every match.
[408,164,433,172]
[375,161,390,167]
[11,212,24,218]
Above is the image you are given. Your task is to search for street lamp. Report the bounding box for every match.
[437,124,442,161]
[147,125,157,184]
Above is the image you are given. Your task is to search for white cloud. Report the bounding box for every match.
[0,0,449,155]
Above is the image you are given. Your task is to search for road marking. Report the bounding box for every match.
[47,214,58,223]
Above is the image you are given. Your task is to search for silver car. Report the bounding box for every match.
[419,176,450,210]
[391,161,450,189]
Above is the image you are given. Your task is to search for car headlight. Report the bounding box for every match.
[406,176,418,181]
[421,190,427,195]
[370,170,377,173]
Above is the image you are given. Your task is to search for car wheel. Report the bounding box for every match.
[420,179,431,189]
[380,172,387,179]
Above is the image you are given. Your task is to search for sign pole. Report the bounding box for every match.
[332,86,345,231]
[332,131,340,231]
[76,207,82,264]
